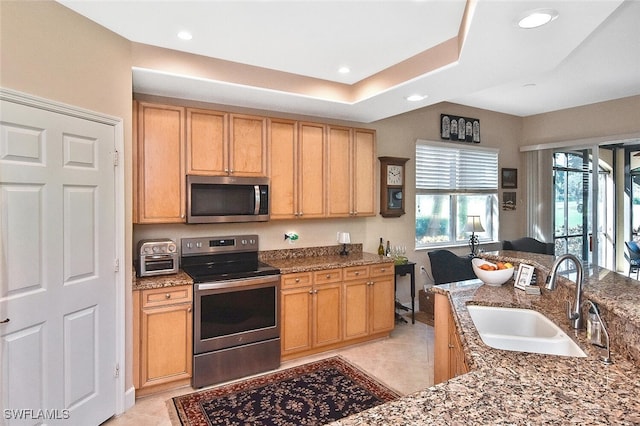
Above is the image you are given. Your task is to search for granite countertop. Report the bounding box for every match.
[132,270,193,291]
[332,250,640,425]
[132,245,394,290]
[265,252,393,275]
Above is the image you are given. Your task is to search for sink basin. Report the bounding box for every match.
[466,305,586,357]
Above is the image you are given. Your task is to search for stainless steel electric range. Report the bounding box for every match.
[181,235,281,388]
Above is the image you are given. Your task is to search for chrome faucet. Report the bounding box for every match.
[546,254,584,329]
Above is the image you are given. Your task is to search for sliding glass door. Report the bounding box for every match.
[553,148,613,268]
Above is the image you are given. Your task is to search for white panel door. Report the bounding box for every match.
[0,100,116,425]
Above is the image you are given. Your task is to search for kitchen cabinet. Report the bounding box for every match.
[186,110,267,177]
[186,108,228,175]
[327,127,376,217]
[281,262,394,361]
[298,122,326,218]
[343,264,395,340]
[268,120,326,219]
[434,292,469,384]
[268,118,298,219]
[280,269,342,358]
[134,101,185,223]
[133,285,192,397]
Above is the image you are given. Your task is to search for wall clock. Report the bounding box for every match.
[379,156,409,218]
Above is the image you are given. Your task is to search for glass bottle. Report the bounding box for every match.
[378,238,385,256]
[385,240,391,257]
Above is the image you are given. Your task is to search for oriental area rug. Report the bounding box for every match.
[170,356,401,426]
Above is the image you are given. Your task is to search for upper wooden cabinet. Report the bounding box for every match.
[268,118,298,219]
[327,127,376,217]
[186,109,267,177]
[134,101,185,223]
[298,122,326,219]
[186,108,228,175]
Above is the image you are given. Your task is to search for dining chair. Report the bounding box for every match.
[503,237,555,255]
[625,241,640,279]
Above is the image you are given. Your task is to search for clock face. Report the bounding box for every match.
[387,165,403,185]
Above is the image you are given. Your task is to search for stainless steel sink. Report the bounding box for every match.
[466,305,586,357]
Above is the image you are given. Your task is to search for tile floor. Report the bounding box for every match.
[104,317,434,425]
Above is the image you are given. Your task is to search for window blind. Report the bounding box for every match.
[416,141,498,192]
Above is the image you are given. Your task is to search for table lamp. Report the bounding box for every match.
[337,232,351,256]
[464,216,484,257]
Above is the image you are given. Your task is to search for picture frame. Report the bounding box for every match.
[502,191,516,211]
[440,114,480,143]
[514,263,535,290]
[501,168,518,188]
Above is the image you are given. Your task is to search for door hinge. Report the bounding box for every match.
[114,258,120,272]
[115,363,120,378]
[113,150,119,166]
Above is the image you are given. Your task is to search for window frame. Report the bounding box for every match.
[415,140,499,250]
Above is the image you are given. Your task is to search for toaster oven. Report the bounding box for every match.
[136,239,179,277]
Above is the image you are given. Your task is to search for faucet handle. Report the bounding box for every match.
[566,300,579,321]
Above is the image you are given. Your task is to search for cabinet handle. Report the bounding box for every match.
[165,293,171,299]
[295,278,300,283]
[355,271,359,276]
[326,274,331,279]
[448,344,454,349]
[314,290,318,294]
[188,307,192,313]
[309,290,314,294]
[381,268,386,272]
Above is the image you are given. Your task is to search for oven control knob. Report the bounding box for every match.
[196,242,203,248]
[241,239,247,245]
[186,242,193,249]
[167,243,176,253]
[152,246,160,253]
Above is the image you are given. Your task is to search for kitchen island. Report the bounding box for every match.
[332,250,640,425]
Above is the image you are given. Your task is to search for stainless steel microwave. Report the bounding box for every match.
[186,175,269,223]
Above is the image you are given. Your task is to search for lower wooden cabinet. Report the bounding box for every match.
[133,285,193,397]
[434,292,469,384]
[281,263,394,361]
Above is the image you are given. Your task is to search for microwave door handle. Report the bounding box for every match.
[254,185,260,215]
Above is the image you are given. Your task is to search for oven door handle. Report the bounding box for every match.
[196,275,280,291]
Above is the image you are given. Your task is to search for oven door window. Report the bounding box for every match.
[199,287,276,339]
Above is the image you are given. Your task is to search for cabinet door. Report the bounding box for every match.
[313,282,342,347]
[139,302,192,388]
[326,126,352,217]
[352,129,376,216]
[433,293,450,384]
[229,114,267,176]
[281,286,313,356]
[186,108,228,175]
[369,274,395,334]
[269,118,298,219]
[343,278,369,340]
[298,122,325,218]
[135,102,185,223]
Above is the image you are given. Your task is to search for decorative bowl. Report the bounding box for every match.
[472,258,514,286]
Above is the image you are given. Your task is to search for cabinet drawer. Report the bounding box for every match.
[343,266,369,281]
[282,272,313,288]
[370,263,394,277]
[141,285,192,308]
[313,269,343,284]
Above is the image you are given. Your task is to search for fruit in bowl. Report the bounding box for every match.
[472,258,514,286]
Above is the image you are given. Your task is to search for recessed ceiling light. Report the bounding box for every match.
[177,30,193,40]
[518,9,558,29]
[406,94,428,102]
[338,66,351,74]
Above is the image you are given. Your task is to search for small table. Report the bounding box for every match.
[394,262,416,324]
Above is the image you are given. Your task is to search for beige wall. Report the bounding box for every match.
[1,0,135,393]
[521,95,640,145]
